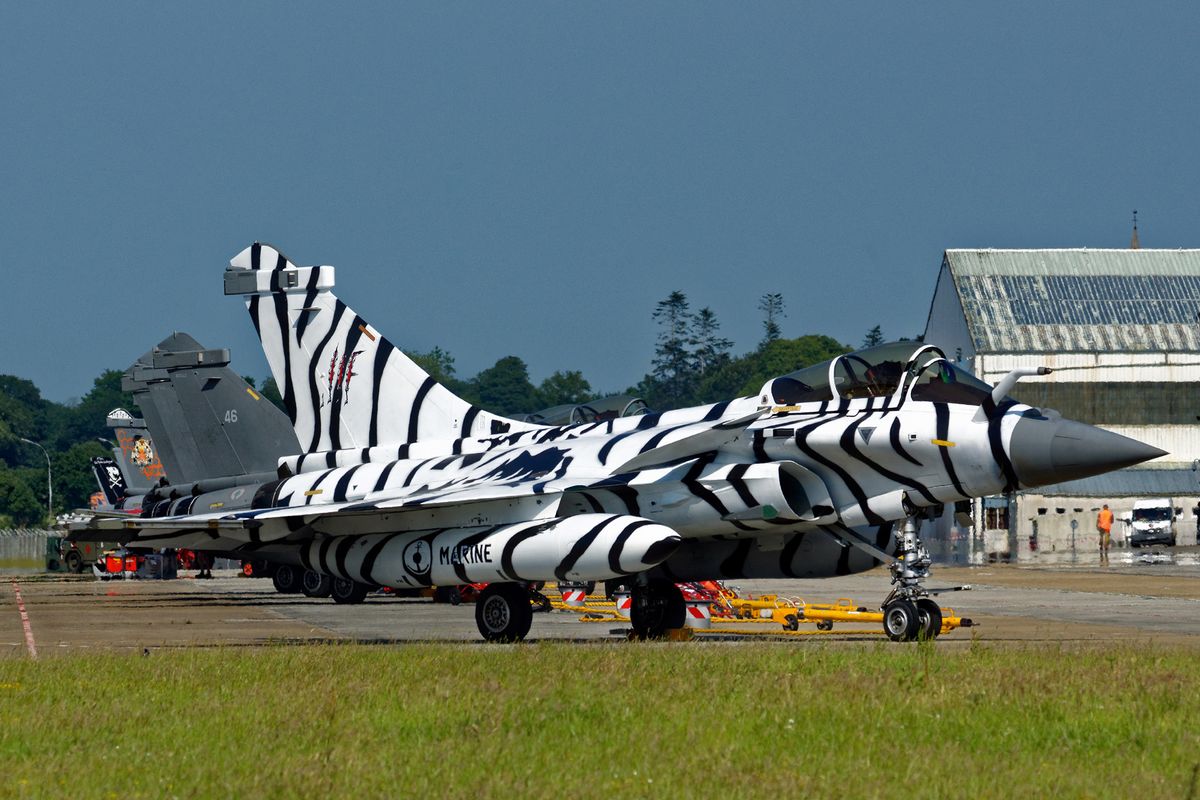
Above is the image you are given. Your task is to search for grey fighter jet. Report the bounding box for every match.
[72,244,1164,642]
[84,333,300,513]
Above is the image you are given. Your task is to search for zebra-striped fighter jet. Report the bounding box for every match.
[73,244,1165,641]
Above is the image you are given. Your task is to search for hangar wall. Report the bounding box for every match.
[922,248,1200,560]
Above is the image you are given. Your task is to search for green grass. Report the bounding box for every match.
[2,642,1198,799]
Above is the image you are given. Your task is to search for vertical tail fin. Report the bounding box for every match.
[90,456,128,506]
[105,409,161,492]
[122,331,300,483]
[224,243,539,454]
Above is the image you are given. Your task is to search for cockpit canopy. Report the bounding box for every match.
[760,341,996,407]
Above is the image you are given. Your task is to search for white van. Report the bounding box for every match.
[1130,498,1175,547]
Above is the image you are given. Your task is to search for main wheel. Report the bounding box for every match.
[630,580,686,638]
[475,583,533,642]
[65,550,84,574]
[331,578,370,604]
[916,598,943,640]
[301,571,332,598]
[883,599,921,642]
[271,564,303,594]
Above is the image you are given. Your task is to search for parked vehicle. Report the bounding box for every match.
[58,539,118,573]
[1130,498,1176,547]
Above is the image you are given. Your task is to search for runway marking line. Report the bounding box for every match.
[11,582,38,659]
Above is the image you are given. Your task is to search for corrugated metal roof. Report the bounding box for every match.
[945,249,1200,353]
[1020,467,1200,498]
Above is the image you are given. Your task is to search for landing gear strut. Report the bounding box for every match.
[881,515,941,642]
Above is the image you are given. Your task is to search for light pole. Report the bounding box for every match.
[18,438,52,524]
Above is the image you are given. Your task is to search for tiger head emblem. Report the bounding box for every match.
[130,437,155,467]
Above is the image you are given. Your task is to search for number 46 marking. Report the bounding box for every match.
[224,409,238,424]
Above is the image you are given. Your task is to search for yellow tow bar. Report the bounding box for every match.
[546,586,972,639]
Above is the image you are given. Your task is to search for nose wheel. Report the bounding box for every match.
[881,515,942,641]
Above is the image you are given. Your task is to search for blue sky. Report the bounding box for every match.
[3,3,1198,403]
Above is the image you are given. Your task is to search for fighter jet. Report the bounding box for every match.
[74,334,307,578]
[81,334,300,514]
[72,244,1165,642]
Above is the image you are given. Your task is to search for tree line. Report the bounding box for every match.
[0,292,895,526]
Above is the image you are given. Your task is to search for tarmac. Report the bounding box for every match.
[3,546,1199,657]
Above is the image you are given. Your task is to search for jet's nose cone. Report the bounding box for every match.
[1009,416,1167,488]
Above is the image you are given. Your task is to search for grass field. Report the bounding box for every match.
[2,641,1198,799]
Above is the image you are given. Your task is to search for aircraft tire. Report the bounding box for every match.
[331,578,369,604]
[630,580,686,639]
[301,571,332,598]
[65,550,84,574]
[883,599,920,642]
[272,564,303,594]
[915,598,942,640]
[475,583,533,642]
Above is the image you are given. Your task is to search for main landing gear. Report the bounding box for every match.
[629,579,685,639]
[475,583,534,642]
[331,577,371,605]
[301,570,333,598]
[271,563,304,594]
[881,515,943,642]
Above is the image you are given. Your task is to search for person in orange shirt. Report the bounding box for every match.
[1097,504,1114,554]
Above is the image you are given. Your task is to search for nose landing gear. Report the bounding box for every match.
[881,515,941,642]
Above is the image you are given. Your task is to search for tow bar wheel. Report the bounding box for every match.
[883,599,921,642]
[476,583,533,642]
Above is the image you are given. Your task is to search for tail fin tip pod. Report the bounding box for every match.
[224,243,539,453]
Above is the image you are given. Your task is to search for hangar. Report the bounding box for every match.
[922,248,1200,557]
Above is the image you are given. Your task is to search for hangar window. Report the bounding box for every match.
[984,506,1009,530]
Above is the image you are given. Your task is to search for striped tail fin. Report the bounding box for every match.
[224,243,539,453]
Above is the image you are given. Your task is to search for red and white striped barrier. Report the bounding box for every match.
[613,591,632,618]
[561,587,587,607]
[11,582,38,659]
[684,600,712,629]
